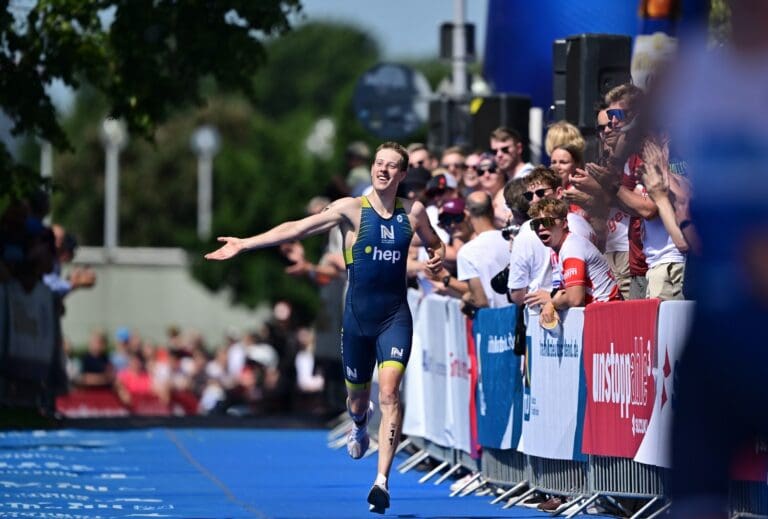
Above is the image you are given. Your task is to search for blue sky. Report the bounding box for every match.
[296,0,488,60]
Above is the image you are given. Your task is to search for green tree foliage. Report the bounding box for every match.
[709,0,731,47]
[0,0,302,196]
[49,22,382,322]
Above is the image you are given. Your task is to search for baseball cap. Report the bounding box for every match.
[441,197,466,215]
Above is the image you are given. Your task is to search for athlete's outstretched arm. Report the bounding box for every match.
[205,198,354,261]
[410,200,445,275]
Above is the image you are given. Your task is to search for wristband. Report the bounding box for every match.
[442,275,451,288]
[550,287,561,299]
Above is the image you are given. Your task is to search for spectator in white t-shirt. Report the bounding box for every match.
[456,191,512,310]
[507,166,596,308]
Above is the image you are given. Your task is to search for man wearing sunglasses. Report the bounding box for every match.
[587,84,654,300]
[506,167,596,309]
[406,142,436,172]
[490,126,534,181]
[528,198,620,325]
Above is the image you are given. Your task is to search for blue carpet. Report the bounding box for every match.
[0,428,585,518]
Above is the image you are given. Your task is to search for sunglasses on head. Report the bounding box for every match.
[530,216,561,232]
[523,188,551,202]
[438,213,465,227]
[490,145,512,155]
[441,162,466,170]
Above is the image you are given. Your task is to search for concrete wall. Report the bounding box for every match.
[61,247,269,347]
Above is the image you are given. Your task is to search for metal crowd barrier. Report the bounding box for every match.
[730,481,768,518]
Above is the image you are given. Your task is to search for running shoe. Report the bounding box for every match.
[367,482,390,514]
[346,401,373,459]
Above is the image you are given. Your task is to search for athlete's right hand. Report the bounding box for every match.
[204,237,244,261]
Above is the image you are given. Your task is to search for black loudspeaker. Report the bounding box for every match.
[427,97,470,152]
[552,39,567,122]
[428,94,531,159]
[470,94,531,159]
[562,34,632,129]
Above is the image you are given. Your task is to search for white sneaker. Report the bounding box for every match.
[346,402,374,459]
[367,482,390,514]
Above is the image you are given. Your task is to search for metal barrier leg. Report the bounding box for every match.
[459,476,486,497]
[502,487,538,509]
[645,502,671,519]
[630,496,661,519]
[606,495,632,517]
[395,438,412,454]
[434,463,462,485]
[326,420,351,442]
[397,449,430,474]
[418,461,449,484]
[490,480,528,505]
[564,493,601,518]
[450,472,482,497]
[328,435,348,449]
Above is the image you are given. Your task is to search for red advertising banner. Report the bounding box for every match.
[731,438,768,482]
[582,299,660,458]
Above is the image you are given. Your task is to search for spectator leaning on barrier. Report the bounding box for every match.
[528,198,620,328]
[507,167,597,308]
[455,191,512,313]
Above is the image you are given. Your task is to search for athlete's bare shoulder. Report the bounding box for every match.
[322,196,362,229]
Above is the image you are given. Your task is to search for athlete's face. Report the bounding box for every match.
[371,149,406,190]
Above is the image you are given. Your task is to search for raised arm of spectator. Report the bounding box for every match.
[641,140,691,253]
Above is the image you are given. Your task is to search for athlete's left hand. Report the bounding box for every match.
[425,247,443,275]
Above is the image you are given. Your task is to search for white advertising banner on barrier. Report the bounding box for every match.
[403,290,427,438]
[445,298,471,454]
[403,295,471,453]
[520,307,586,461]
[634,300,695,468]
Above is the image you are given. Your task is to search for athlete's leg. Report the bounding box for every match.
[346,383,372,420]
[376,364,405,480]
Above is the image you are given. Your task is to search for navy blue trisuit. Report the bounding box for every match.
[341,196,414,388]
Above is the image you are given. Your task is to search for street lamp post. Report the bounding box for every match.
[99,118,128,259]
[190,125,220,240]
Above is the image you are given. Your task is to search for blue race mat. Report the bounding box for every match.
[0,428,589,518]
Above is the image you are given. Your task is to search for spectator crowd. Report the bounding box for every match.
[0,82,698,418]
